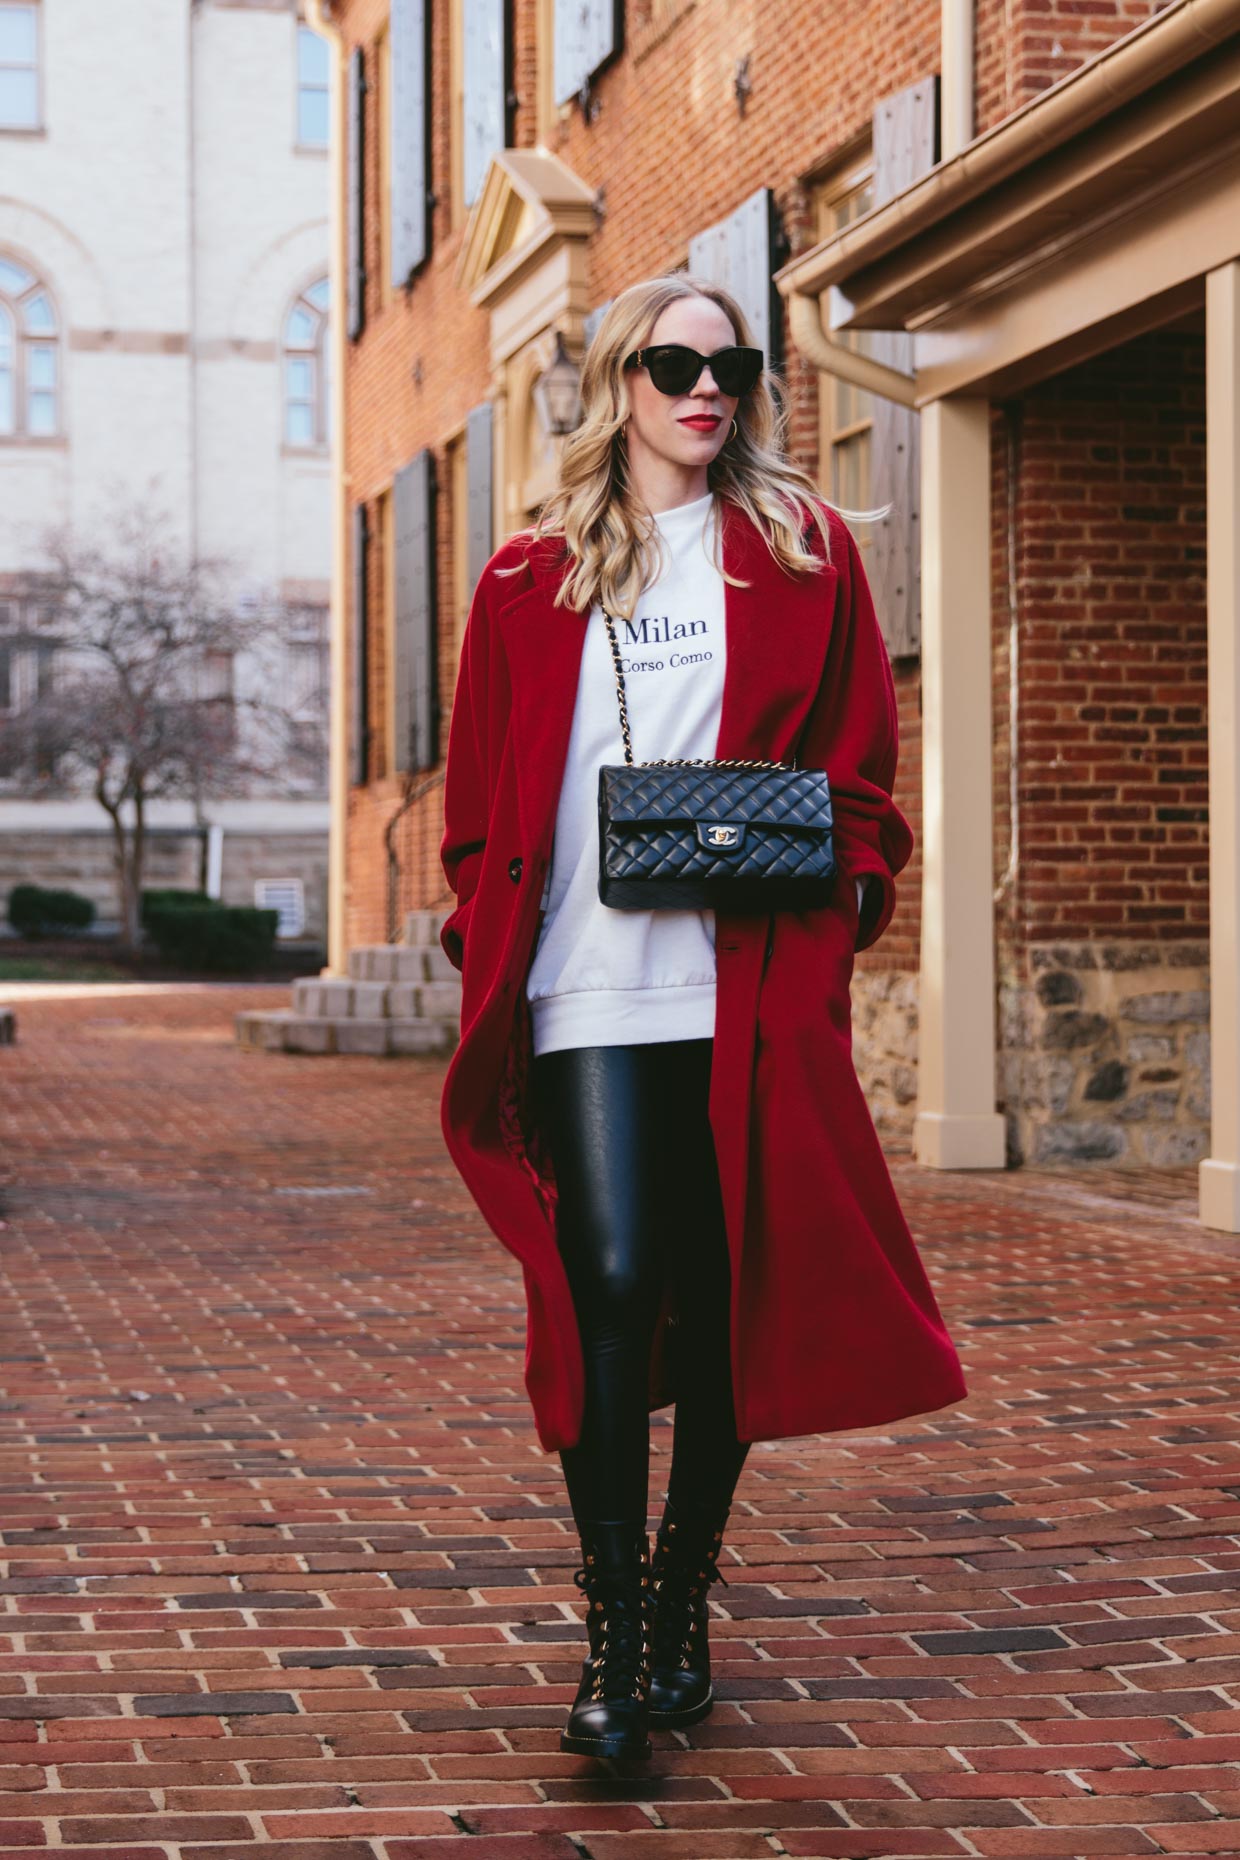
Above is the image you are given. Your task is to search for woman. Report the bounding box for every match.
[437,275,965,1763]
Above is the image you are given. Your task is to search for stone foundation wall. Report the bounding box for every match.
[0,831,199,925]
[853,942,1212,1168]
[852,969,920,1153]
[1000,942,1211,1168]
[0,829,329,939]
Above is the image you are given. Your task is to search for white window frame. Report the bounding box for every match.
[0,253,58,439]
[0,2,41,133]
[295,19,329,150]
[282,277,330,451]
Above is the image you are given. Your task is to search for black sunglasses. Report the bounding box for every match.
[624,343,764,398]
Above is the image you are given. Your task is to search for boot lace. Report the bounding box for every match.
[650,1525,729,1669]
[573,1563,652,1702]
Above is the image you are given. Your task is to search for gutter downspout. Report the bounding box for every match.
[941,0,975,160]
[305,0,349,977]
[785,288,918,408]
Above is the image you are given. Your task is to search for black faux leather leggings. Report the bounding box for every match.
[531,1038,750,1529]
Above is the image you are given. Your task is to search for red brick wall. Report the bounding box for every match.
[337,0,1202,977]
[975,0,1171,135]
[336,0,942,950]
[991,327,1207,950]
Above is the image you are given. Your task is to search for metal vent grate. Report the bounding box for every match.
[254,878,305,939]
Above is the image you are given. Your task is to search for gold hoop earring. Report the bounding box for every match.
[729,418,738,440]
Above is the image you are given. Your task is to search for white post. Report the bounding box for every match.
[205,823,224,900]
[914,397,1007,1170]
[1200,262,1240,1231]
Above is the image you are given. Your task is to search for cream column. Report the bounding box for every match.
[913,397,1008,1169]
[1200,262,1240,1232]
[305,0,349,976]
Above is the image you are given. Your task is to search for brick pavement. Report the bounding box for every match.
[2,986,1239,1860]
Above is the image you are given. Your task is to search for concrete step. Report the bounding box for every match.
[234,912,463,1057]
[291,975,461,1022]
[235,1010,458,1058]
[404,907,454,948]
[347,943,458,984]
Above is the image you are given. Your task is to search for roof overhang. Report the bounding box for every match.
[776,0,1240,401]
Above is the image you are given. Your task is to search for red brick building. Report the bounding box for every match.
[308,0,1240,1230]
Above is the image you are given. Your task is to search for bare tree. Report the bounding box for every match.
[2,509,325,950]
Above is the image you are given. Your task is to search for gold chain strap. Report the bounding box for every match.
[600,609,795,773]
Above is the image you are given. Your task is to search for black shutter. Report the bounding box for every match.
[392,449,438,773]
[553,0,622,108]
[465,402,494,597]
[463,0,507,210]
[869,77,938,659]
[346,47,366,341]
[688,187,782,371]
[391,0,431,288]
[350,503,370,785]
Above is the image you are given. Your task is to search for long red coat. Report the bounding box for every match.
[437,498,966,1452]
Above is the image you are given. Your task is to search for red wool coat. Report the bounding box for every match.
[437,498,966,1452]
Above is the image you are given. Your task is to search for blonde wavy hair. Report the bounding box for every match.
[499,274,836,618]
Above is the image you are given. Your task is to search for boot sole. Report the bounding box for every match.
[560,1728,652,1760]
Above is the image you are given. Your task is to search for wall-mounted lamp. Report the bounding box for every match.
[533,330,583,436]
[531,331,583,435]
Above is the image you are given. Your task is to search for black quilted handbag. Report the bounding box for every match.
[597,609,837,912]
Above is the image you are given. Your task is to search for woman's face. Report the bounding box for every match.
[623,296,742,476]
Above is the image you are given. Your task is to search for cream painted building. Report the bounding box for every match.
[0,0,332,938]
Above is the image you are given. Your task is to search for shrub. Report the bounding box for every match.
[8,884,97,938]
[140,888,212,928]
[144,899,278,974]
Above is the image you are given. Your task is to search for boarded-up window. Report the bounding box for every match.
[350,502,369,784]
[391,449,438,773]
[465,401,494,597]
[554,0,622,109]
[463,0,509,209]
[868,76,938,659]
[687,187,781,370]
[346,47,366,341]
[391,0,431,288]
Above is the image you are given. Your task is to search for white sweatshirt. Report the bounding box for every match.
[525,490,866,1057]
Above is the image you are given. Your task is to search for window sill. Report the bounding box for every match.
[0,124,46,138]
[0,434,67,449]
[281,443,330,460]
[294,141,328,157]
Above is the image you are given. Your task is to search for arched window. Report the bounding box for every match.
[283,277,329,449]
[0,254,58,438]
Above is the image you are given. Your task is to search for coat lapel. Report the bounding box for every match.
[495,502,838,848]
[714,500,837,767]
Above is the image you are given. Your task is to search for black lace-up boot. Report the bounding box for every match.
[561,1519,654,1760]
[647,1496,731,1728]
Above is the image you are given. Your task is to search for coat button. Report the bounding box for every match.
[508,856,523,884]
